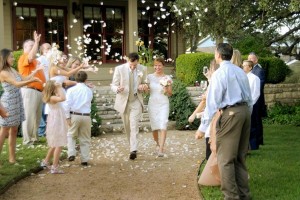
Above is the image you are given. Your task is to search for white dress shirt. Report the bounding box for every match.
[247,72,260,105]
[65,83,93,118]
[37,55,50,80]
[199,61,253,133]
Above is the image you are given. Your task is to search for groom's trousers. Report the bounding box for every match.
[121,98,142,152]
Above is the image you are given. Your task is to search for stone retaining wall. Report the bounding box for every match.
[264,83,300,107]
[187,83,300,107]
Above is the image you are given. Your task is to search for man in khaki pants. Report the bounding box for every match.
[111,53,148,160]
[198,43,253,199]
[65,71,93,166]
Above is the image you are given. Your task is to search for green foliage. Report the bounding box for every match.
[259,57,291,83]
[177,53,291,85]
[231,34,273,57]
[175,53,214,85]
[12,50,23,70]
[91,95,102,137]
[169,79,199,130]
[263,102,300,126]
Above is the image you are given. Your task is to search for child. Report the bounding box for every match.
[40,80,68,174]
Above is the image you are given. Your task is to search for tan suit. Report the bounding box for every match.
[111,63,147,152]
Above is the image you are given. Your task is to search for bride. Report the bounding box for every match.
[147,57,172,157]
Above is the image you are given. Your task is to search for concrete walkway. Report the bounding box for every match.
[1,130,205,200]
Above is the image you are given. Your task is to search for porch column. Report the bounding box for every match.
[68,0,82,56]
[128,0,138,53]
[0,0,4,49]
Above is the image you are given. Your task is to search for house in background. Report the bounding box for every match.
[0,0,185,84]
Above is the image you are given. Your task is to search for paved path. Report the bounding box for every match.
[1,130,205,200]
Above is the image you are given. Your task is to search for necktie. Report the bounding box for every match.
[129,70,135,101]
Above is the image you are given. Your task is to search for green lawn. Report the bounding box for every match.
[200,124,300,200]
[0,137,67,194]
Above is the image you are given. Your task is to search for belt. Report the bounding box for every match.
[25,87,42,92]
[221,102,247,110]
[70,111,90,116]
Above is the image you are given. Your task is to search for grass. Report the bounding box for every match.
[0,137,67,194]
[200,124,300,200]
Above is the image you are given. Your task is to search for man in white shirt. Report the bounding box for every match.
[243,60,261,150]
[65,71,93,166]
[199,43,252,200]
[111,53,148,160]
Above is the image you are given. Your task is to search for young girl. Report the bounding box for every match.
[41,80,67,174]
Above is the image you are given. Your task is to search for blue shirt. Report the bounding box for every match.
[199,61,253,133]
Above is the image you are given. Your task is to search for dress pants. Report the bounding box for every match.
[216,105,251,200]
[21,88,43,145]
[67,115,91,162]
[121,98,142,152]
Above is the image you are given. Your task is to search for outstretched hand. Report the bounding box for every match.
[33,31,41,43]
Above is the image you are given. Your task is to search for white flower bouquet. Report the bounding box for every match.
[160,76,172,87]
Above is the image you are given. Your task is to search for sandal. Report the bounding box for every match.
[40,160,50,169]
[50,165,64,174]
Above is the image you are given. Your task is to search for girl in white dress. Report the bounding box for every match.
[147,58,172,157]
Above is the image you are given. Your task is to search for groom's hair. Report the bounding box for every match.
[128,52,139,62]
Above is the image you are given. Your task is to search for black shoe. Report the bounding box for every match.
[81,162,88,166]
[68,156,75,162]
[129,151,137,160]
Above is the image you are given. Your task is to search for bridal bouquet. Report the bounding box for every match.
[160,76,172,87]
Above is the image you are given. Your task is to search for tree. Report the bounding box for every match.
[169,0,300,57]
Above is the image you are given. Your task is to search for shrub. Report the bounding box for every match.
[12,50,23,70]
[91,95,102,137]
[259,58,291,83]
[263,102,300,126]
[176,53,291,85]
[175,53,214,85]
[169,79,199,130]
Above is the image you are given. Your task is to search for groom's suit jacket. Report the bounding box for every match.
[111,63,147,114]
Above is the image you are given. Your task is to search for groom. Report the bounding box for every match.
[111,52,148,160]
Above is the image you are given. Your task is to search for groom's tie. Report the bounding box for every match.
[129,70,135,101]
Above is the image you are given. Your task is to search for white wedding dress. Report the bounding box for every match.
[147,74,171,131]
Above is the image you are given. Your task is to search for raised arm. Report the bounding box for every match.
[28,31,41,63]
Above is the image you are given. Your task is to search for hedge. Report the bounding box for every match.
[175,53,214,86]
[176,53,291,85]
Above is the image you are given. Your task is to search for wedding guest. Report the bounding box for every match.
[40,80,67,174]
[0,48,42,164]
[188,59,219,160]
[111,52,148,160]
[64,57,81,90]
[248,52,266,146]
[243,60,261,150]
[18,31,46,145]
[65,71,93,166]
[199,43,252,199]
[37,43,51,137]
[231,49,243,68]
[47,48,83,98]
[147,58,172,157]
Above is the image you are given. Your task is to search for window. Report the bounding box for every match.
[83,5,125,62]
[13,5,67,52]
[138,9,170,59]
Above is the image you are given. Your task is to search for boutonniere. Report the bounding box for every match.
[137,70,143,78]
